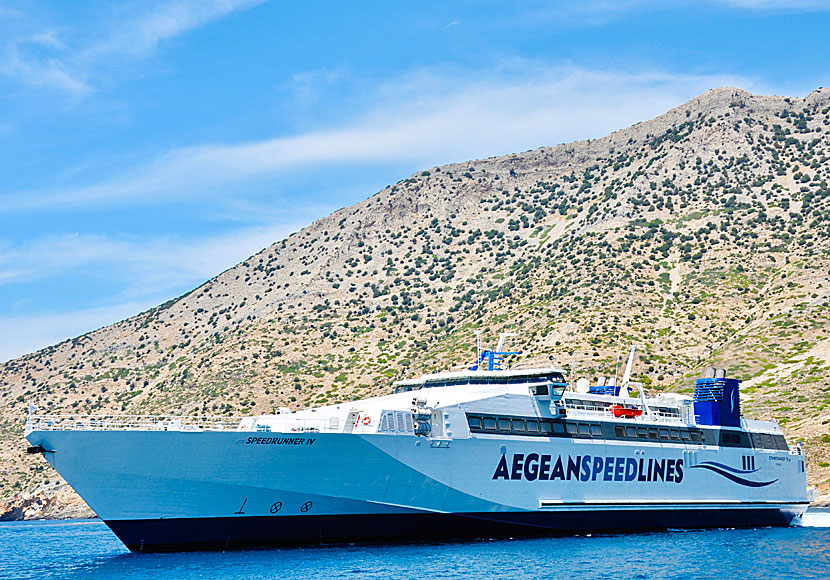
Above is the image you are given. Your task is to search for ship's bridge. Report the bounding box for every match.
[392,368,567,394]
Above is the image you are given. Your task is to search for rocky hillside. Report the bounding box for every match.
[3,87,830,518]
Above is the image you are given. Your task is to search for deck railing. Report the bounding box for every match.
[565,403,688,425]
[24,414,245,434]
[24,414,352,435]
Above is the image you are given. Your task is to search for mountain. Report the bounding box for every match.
[3,86,830,518]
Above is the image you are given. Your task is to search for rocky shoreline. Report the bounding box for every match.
[0,484,95,521]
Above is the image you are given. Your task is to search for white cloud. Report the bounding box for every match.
[0,32,91,95]
[0,0,267,95]
[0,221,312,298]
[86,0,267,61]
[286,68,349,111]
[0,219,321,362]
[0,301,159,363]
[1,62,759,211]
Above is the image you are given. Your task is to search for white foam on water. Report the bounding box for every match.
[794,511,830,527]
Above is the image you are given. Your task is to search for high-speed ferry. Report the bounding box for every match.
[24,334,809,551]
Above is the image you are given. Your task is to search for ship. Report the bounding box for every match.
[24,334,809,552]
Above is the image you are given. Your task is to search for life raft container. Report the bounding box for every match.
[611,404,643,419]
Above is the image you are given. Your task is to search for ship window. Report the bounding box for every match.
[615,426,625,438]
[659,429,669,440]
[670,429,680,441]
[468,416,482,429]
[513,420,526,432]
[648,429,659,440]
[637,428,648,439]
[626,426,636,438]
[483,417,497,430]
[498,418,511,431]
[591,425,602,437]
[527,420,539,433]
[553,422,565,434]
[751,432,768,448]
[577,424,590,436]
[540,421,553,434]
[775,435,788,450]
[566,423,578,435]
[681,430,691,441]
[530,384,549,396]
[690,431,701,442]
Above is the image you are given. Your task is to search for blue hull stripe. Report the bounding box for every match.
[107,508,801,552]
[696,461,758,475]
[690,463,778,487]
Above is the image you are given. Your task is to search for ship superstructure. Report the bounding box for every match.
[24,335,809,551]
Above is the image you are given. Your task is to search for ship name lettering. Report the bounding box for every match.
[493,454,683,484]
[245,436,316,446]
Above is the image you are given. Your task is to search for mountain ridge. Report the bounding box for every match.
[4,85,830,517]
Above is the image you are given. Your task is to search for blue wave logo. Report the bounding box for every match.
[689,461,778,487]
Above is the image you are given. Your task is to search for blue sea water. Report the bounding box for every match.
[2,512,830,580]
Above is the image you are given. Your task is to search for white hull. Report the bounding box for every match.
[26,426,808,550]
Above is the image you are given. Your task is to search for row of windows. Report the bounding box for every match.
[613,424,701,443]
[721,431,741,444]
[468,415,604,439]
[747,431,789,451]
[466,413,788,450]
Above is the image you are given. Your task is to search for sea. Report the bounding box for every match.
[2,511,830,580]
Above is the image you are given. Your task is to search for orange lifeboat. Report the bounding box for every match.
[611,405,643,419]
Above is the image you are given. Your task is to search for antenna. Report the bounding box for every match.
[613,346,623,389]
[619,345,653,417]
[474,330,483,369]
[496,332,517,354]
[620,345,638,389]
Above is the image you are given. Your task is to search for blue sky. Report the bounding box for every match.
[1,0,829,362]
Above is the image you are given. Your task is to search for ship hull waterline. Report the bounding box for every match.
[106,506,805,552]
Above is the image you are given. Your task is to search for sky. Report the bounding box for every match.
[1,0,829,362]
